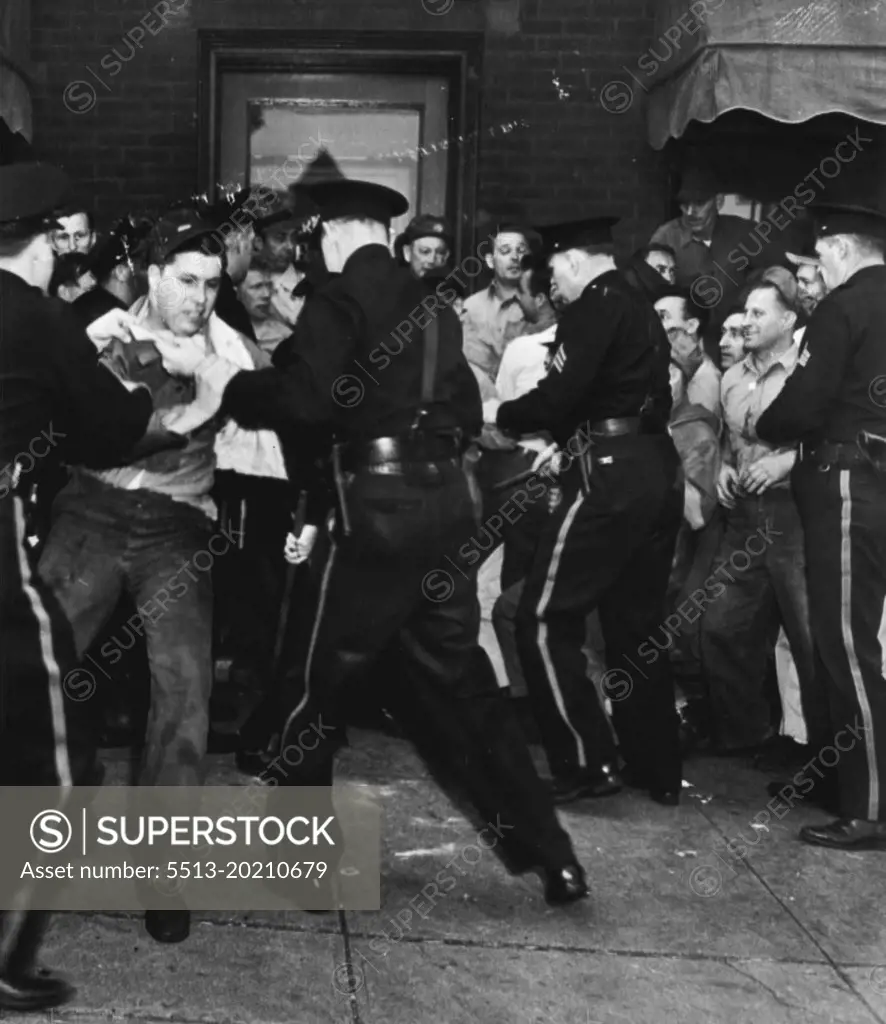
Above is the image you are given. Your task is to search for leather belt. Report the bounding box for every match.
[586,417,641,437]
[799,441,868,469]
[585,417,644,437]
[341,433,462,472]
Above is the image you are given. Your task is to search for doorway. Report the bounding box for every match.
[199,31,483,257]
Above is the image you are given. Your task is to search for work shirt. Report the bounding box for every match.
[462,282,554,382]
[721,341,800,487]
[89,302,284,519]
[685,354,722,419]
[757,265,886,446]
[222,243,482,443]
[0,269,151,485]
[496,268,671,445]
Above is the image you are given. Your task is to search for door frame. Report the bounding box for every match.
[198,30,484,261]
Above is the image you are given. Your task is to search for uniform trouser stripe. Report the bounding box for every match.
[282,540,338,736]
[839,470,879,820]
[534,491,588,769]
[878,598,886,680]
[12,497,72,791]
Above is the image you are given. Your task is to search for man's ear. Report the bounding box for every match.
[112,263,129,282]
[403,243,413,263]
[484,250,494,270]
[715,194,725,213]
[783,310,798,333]
[687,317,700,338]
[147,264,161,291]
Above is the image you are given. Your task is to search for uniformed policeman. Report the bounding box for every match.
[0,147,216,1008]
[496,217,684,807]
[220,166,588,904]
[757,202,886,849]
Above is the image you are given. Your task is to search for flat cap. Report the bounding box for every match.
[756,265,799,312]
[399,214,453,249]
[811,202,886,240]
[539,216,619,253]
[148,208,220,263]
[677,166,720,203]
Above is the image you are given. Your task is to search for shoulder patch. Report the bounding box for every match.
[552,347,567,373]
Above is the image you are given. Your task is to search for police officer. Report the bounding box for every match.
[496,217,683,807]
[220,164,588,905]
[757,202,886,849]
[0,146,215,1008]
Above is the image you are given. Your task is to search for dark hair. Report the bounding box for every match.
[56,206,94,232]
[746,280,795,314]
[247,250,281,276]
[637,243,676,261]
[520,251,551,297]
[657,287,709,331]
[150,235,227,272]
[722,303,745,320]
[49,252,91,296]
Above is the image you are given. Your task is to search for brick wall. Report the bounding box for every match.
[30,0,666,251]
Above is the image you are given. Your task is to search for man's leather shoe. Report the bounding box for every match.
[145,909,190,943]
[799,818,886,851]
[0,969,74,1012]
[552,765,622,805]
[544,863,589,906]
[766,779,839,814]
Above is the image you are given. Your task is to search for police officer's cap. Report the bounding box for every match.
[147,208,220,264]
[304,179,409,225]
[293,149,408,224]
[785,239,820,267]
[539,216,620,253]
[811,202,886,241]
[0,118,68,236]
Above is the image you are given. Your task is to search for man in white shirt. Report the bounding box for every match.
[472,259,557,690]
[700,281,828,766]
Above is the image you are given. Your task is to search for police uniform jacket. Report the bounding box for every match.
[70,285,126,329]
[222,243,482,442]
[0,270,152,485]
[757,266,886,446]
[496,269,672,445]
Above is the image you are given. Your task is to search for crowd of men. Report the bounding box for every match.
[3,116,886,1014]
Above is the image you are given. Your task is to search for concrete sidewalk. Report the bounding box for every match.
[9,732,886,1024]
